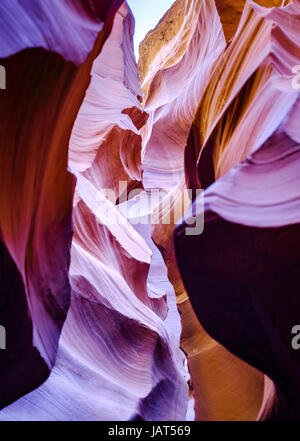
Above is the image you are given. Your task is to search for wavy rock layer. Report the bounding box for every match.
[0,0,299,422]
[0,1,188,421]
[138,0,269,421]
[0,0,125,409]
[175,0,300,420]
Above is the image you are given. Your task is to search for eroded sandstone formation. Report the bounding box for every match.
[0,0,299,422]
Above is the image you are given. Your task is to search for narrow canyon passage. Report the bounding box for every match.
[0,0,299,422]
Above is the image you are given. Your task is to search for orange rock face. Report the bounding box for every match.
[0,0,299,422]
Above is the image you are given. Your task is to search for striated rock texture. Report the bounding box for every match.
[0,0,124,409]
[139,0,265,421]
[139,0,300,421]
[0,1,188,421]
[174,0,300,421]
[0,0,299,422]
[138,0,201,88]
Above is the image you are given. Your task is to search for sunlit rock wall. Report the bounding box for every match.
[0,0,299,422]
[139,0,300,421]
[175,0,300,421]
[0,0,124,409]
[0,0,188,421]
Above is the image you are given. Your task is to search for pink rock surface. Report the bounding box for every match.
[176,0,300,420]
[0,1,188,420]
[0,0,122,410]
[0,0,299,422]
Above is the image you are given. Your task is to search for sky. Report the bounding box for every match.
[127,0,175,60]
